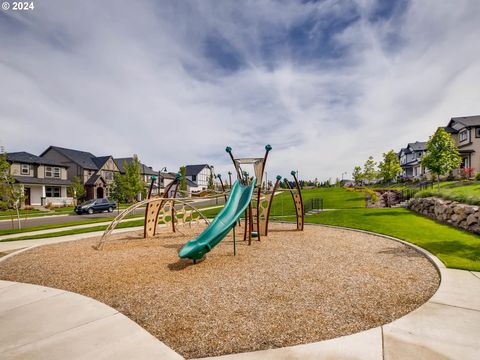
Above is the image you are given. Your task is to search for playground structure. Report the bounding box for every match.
[96,145,304,259]
[178,145,304,262]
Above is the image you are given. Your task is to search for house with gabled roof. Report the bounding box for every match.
[6,152,72,207]
[398,141,427,179]
[444,115,480,173]
[185,164,213,192]
[40,146,120,200]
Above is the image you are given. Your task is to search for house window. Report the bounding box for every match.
[192,175,196,181]
[45,186,61,197]
[459,130,468,142]
[103,171,113,181]
[476,128,480,138]
[21,164,30,175]
[45,167,61,178]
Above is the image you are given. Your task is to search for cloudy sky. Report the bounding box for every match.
[1,0,479,181]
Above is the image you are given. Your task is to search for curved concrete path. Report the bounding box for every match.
[1,226,479,359]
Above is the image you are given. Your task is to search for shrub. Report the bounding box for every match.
[475,173,480,181]
[460,167,475,180]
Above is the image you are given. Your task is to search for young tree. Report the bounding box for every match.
[110,172,127,204]
[123,155,145,202]
[0,149,23,228]
[363,156,377,183]
[422,127,462,190]
[207,171,214,190]
[378,150,402,183]
[352,166,364,186]
[68,176,86,204]
[179,166,187,193]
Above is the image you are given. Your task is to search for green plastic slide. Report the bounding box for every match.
[178,179,256,261]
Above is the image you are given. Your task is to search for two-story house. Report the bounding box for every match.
[40,146,119,200]
[444,115,480,172]
[398,142,427,179]
[185,164,214,193]
[6,152,72,207]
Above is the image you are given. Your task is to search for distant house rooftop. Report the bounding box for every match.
[447,115,480,132]
[185,164,210,176]
[40,146,101,170]
[114,158,158,175]
[7,152,68,167]
[407,141,427,151]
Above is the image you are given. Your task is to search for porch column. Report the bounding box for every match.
[42,185,46,197]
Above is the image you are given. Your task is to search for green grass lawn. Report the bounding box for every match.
[417,181,480,205]
[298,208,480,271]
[0,214,146,237]
[269,188,365,216]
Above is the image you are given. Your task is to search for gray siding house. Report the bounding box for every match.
[398,142,427,179]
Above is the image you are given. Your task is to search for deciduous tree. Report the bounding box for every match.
[422,127,462,190]
[363,156,377,183]
[68,176,85,203]
[352,166,364,185]
[378,150,402,183]
[0,148,23,228]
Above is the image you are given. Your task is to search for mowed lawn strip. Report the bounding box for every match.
[298,208,480,271]
[0,214,144,236]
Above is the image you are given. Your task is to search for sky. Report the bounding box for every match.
[1,0,479,181]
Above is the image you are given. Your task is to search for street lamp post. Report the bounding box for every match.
[159,167,167,195]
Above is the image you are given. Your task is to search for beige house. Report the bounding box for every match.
[444,115,480,173]
[40,146,160,200]
[40,146,119,200]
[6,152,72,207]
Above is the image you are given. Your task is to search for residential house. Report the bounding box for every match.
[185,164,213,193]
[40,146,119,200]
[162,172,199,197]
[398,142,427,179]
[444,115,480,173]
[6,152,72,207]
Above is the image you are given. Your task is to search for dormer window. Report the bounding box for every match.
[21,164,30,175]
[459,130,468,142]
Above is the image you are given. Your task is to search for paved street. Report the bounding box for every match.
[0,198,224,231]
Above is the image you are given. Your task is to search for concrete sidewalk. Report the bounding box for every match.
[0,280,182,360]
[0,226,479,359]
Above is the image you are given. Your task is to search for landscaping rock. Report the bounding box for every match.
[408,196,480,235]
[466,213,478,226]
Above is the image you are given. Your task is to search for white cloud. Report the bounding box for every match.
[0,0,479,181]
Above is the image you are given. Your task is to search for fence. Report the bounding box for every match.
[400,181,434,201]
[303,198,324,213]
[269,196,323,217]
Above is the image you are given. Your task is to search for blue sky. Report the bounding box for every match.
[1,0,480,180]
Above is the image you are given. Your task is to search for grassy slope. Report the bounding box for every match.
[269,187,365,216]
[299,208,480,271]
[417,181,480,205]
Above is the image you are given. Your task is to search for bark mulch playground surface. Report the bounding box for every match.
[0,223,439,359]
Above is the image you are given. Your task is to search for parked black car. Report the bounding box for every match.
[75,198,116,215]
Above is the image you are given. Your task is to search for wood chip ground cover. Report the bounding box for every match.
[0,224,439,358]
